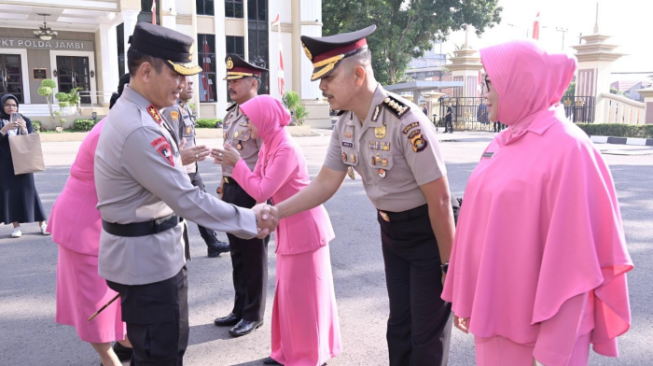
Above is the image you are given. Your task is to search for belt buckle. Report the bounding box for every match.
[379,211,390,222]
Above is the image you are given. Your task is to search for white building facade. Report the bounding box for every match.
[0,0,329,125]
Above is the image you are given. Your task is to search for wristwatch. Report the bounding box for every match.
[440,262,449,274]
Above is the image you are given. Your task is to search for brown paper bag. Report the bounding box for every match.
[8,133,45,175]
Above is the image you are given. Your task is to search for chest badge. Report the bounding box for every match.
[375,125,386,139]
[342,152,347,162]
[372,105,381,122]
[378,169,386,178]
[237,143,243,150]
[170,111,179,122]
[186,126,192,134]
[350,154,357,163]
[343,128,354,139]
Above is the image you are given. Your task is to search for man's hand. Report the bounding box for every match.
[252,203,279,239]
[454,315,470,334]
[211,143,241,167]
[179,137,211,166]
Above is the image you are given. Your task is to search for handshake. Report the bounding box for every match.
[252,203,280,239]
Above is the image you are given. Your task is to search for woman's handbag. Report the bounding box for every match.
[8,133,45,175]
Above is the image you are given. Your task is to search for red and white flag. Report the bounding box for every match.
[151,0,157,25]
[532,12,540,40]
[272,14,285,96]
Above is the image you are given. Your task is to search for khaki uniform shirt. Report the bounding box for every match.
[221,103,262,177]
[162,100,197,174]
[324,85,447,212]
[95,86,258,285]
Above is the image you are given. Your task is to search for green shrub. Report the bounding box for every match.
[32,120,41,132]
[58,101,69,108]
[41,79,56,88]
[576,123,653,138]
[38,86,53,97]
[55,92,69,102]
[73,118,97,131]
[53,111,62,116]
[196,118,222,128]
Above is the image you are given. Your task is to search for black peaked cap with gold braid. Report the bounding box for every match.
[225,54,268,80]
[300,25,376,81]
[129,22,202,76]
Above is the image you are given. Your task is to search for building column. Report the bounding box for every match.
[98,23,119,106]
[292,0,330,128]
[160,0,177,30]
[639,88,653,125]
[122,9,140,74]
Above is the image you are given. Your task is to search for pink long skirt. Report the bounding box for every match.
[270,245,342,366]
[56,246,125,343]
[474,334,591,366]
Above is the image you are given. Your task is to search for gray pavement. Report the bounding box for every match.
[0,130,651,365]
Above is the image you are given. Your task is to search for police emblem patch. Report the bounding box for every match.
[156,143,175,167]
[171,111,179,121]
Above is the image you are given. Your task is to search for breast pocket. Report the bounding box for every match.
[182,117,194,138]
[367,152,394,179]
[340,124,359,166]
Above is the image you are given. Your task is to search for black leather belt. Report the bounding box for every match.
[378,204,429,223]
[102,214,183,237]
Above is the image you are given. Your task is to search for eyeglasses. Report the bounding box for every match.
[482,77,492,94]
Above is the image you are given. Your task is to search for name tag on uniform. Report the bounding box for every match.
[369,141,391,151]
[342,142,354,148]
[482,152,494,158]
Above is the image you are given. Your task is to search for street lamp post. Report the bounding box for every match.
[556,27,569,50]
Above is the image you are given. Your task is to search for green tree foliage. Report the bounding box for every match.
[323,0,502,85]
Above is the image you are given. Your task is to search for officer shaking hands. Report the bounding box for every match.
[94,23,276,366]
[161,77,231,258]
[271,25,455,366]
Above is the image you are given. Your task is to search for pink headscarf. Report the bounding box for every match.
[240,95,291,144]
[481,40,576,129]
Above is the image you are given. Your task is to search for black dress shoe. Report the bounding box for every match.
[263,357,283,365]
[214,313,241,327]
[112,342,133,362]
[229,319,263,337]
[207,240,230,258]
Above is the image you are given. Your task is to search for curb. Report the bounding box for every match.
[591,136,653,146]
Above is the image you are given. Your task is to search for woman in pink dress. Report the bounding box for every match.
[441,40,633,366]
[50,74,132,366]
[215,95,342,366]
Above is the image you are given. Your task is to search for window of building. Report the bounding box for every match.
[196,0,215,16]
[138,0,160,24]
[198,34,217,103]
[226,36,245,58]
[225,0,244,18]
[247,0,269,94]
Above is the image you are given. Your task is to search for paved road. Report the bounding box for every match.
[0,130,651,366]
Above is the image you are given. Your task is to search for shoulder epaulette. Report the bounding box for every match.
[381,95,410,119]
[226,102,238,112]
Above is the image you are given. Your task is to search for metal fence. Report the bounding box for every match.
[438,97,493,131]
[561,95,595,123]
[437,95,596,129]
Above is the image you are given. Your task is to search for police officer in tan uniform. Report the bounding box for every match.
[95,23,276,365]
[212,54,270,338]
[273,25,455,366]
[162,77,231,257]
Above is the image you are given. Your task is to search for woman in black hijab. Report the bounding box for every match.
[0,94,48,237]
